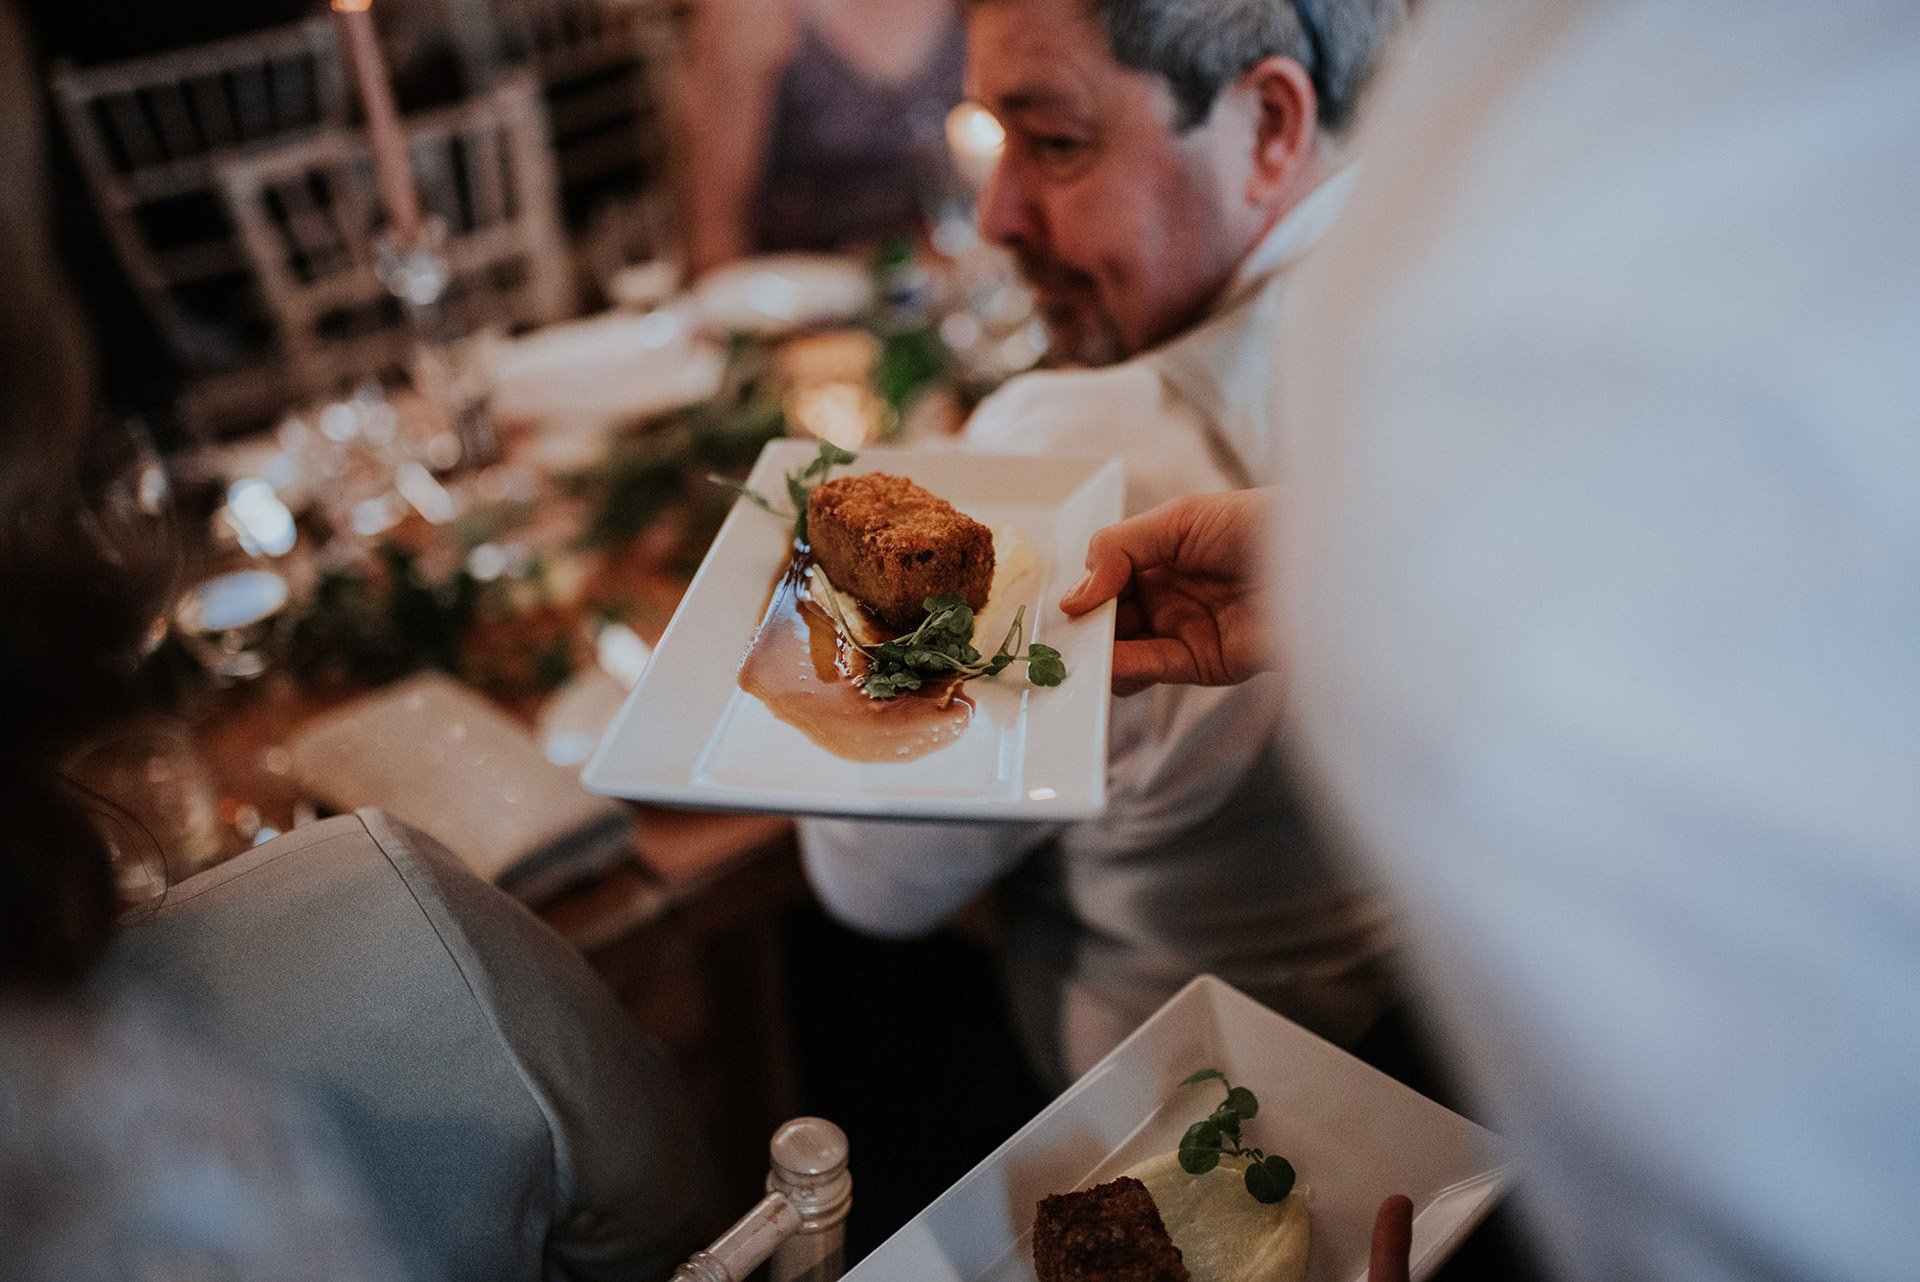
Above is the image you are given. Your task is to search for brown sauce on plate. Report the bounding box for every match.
[738,554,973,762]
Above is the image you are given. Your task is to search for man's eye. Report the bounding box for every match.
[1030,135,1084,161]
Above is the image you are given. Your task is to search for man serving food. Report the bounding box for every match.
[799,0,1405,1083]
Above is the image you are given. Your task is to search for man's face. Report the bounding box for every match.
[967,0,1261,365]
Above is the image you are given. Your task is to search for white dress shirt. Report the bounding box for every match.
[1276,3,1920,1280]
[801,172,1393,1083]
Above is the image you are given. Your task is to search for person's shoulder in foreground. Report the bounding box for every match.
[1272,3,1920,1281]
[0,999,410,1282]
[100,810,712,1282]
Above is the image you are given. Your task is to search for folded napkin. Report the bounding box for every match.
[289,673,632,903]
[691,253,874,333]
[486,308,724,434]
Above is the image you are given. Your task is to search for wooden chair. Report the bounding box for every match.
[51,18,349,427]
[217,72,576,403]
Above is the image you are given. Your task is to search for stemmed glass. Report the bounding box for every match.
[66,720,227,905]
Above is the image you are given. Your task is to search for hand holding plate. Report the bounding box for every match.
[1059,489,1276,696]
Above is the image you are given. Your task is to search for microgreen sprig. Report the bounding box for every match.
[1175,1068,1297,1204]
[808,569,1067,701]
[709,440,858,544]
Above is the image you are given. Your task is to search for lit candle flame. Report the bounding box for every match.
[945,102,1006,190]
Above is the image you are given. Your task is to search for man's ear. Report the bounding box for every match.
[1240,55,1317,210]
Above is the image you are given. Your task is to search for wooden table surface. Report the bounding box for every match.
[186,670,796,937]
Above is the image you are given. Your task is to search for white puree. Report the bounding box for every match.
[974,524,1040,657]
[1124,1151,1311,1282]
[826,524,1039,654]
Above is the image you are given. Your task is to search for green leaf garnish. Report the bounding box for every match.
[707,475,776,515]
[1026,643,1066,687]
[1243,1155,1296,1204]
[1174,1070,1296,1206]
[786,473,814,541]
[807,574,1069,701]
[711,440,857,545]
[801,441,858,479]
[1178,1121,1223,1175]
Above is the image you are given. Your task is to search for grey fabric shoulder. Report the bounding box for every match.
[355,811,713,1282]
[102,811,708,1282]
[0,1001,410,1282]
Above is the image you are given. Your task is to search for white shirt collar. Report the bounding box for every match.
[1220,163,1362,313]
[1142,164,1360,483]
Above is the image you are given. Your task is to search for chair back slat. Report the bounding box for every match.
[413,137,466,232]
[188,73,239,149]
[234,60,277,138]
[100,93,165,176]
[288,165,370,284]
[148,82,204,160]
[498,0,676,201]
[302,16,349,124]
[466,124,512,230]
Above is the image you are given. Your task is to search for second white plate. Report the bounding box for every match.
[845,976,1509,1282]
[583,441,1123,821]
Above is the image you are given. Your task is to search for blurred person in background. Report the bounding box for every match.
[1,1005,410,1282]
[0,5,714,1276]
[671,0,964,275]
[1062,3,1920,1279]
[0,3,399,1277]
[799,0,1406,1089]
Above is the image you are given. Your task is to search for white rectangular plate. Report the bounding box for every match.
[845,976,1509,1282]
[583,441,1122,821]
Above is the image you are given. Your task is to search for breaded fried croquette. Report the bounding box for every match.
[806,473,994,632]
[1032,1177,1192,1282]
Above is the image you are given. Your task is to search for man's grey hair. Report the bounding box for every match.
[1092,0,1405,133]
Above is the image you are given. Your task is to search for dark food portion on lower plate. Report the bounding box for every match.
[806,472,995,632]
[1032,1177,1193,1282]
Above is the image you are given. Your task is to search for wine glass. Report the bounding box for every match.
[66,720,226,901]
[171,568,291,683]
[171,474,300,685]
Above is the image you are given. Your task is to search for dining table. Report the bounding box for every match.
[125,227,1070,1217]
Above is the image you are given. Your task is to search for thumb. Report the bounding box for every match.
[1059,502,1197,616]
[1369,1195,1414,1282]
[1058,538,1136,616]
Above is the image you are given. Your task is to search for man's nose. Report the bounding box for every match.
[977,154,1038,250]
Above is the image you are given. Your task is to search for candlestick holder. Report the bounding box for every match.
[670,1118,850,1282]
[376,217,499,470]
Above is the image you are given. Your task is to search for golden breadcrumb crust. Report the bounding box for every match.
[807,473,995,632]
